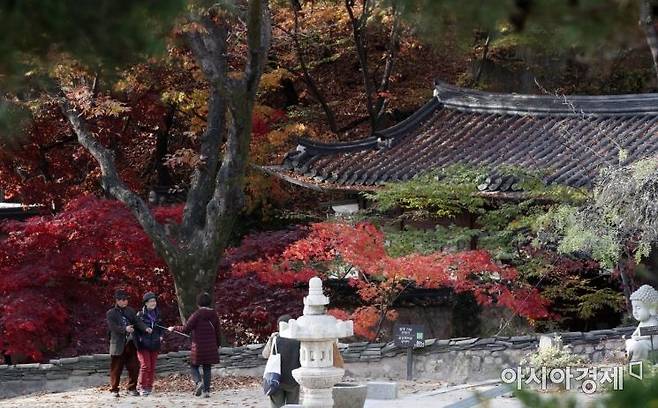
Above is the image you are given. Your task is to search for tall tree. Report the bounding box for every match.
[287,0,339,133]
[55,1,272,320]
[344,0,402,132]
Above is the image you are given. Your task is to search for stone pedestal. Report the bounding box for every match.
[333,383,367,408]
[366,381,398,400]
[282,277,354,408]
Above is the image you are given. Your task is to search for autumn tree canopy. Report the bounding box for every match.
[0,0,273,321]
[0,196,549,360]
[0,0,655,363]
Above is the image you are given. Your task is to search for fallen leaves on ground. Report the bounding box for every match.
[96,374,260,393]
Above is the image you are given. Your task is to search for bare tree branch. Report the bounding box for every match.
[181,16,229,238]
[346,0,401,132]
[202,0,271,252]
[374,1,402,123]
[345,0,376,131]
[290,0,338,132]
[59,96,178,262]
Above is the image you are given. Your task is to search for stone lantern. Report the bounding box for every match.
[280,276,354,408]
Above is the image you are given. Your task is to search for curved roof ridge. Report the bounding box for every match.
[296,96,440,154]
[297,136,378,150]
[434,81,658,116]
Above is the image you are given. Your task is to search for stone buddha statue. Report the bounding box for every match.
[625,284,658,361]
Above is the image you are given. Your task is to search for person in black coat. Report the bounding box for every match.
[135,292,164,396]
[262,314,301,408]
[106,289,149,397]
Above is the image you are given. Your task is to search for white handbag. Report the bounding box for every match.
[262,337,282,395]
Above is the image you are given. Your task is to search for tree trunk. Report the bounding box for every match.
[345,0,376,131]
[290,0,339,133]
[474,34,490,86]
[61,1,272,326]
[616,257,635,316]
[170,256,220,321]
[372,0,402,130]
[640,0,658,81]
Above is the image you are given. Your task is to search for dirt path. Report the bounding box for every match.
[0,375,447,408]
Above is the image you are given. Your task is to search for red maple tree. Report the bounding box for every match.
[224,222,551,341]
[0,196,179,360]
[0,200,550,361]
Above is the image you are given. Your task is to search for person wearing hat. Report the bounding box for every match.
[135,292,164,396]
[106,289,150,398]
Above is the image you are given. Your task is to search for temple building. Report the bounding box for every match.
[262,81,658,195]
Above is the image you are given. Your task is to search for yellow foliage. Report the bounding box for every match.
[161,88,208,124]
[285,123,309,137]
[176,21,209,35]
[259,68,293,92]
[182,89,208,112]
[50,56,88,86]
[253,104,279,118]
[244,171,290,218]
[189,115,207,137]
[268,123,310,146]
[266,129,287,148]
[161,90,187,104]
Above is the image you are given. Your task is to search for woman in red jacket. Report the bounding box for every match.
[168,292,221,398]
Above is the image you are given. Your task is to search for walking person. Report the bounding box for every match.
[106,289,150,398]
[168,292,221,398]
[262,314,301,408]
[135,292,164,396]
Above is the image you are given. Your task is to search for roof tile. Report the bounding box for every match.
[264,83,658,191]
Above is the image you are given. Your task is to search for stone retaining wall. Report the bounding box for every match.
[0,327,635,399]
[341,327,633,384]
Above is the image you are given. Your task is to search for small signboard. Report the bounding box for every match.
[394,324,425,349]
[394,324,425,380]
[639,326,658,336]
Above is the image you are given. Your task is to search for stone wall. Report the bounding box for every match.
[0,327,635,400]
[341,327,633,384]
[0,348,265,399]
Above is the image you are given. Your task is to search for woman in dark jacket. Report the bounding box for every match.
[169,292,221,398]
[135,292,164,396]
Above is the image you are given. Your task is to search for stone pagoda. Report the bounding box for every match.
[280,277,354,407]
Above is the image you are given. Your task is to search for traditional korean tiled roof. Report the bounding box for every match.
[261,81,658,192]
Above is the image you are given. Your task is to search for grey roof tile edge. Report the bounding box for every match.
[268,83,658,192]
[434,81,658,116]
